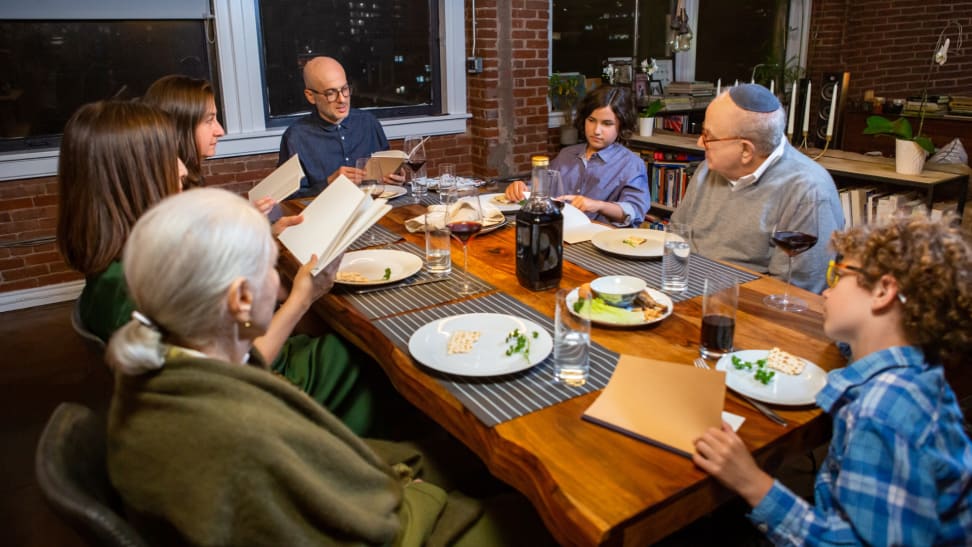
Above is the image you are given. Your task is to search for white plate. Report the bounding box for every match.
[565,286,673,327]
[715,349,828,406]
[375,185,407,200]
[408,313,553,377]
[482,192,528,213]
[335,250,423,286]
[591,228,669,258]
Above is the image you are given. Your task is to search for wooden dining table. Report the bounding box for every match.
[280,195,845,546]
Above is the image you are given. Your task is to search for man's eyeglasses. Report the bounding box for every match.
[307,84,351,103]
[700,130,746,150]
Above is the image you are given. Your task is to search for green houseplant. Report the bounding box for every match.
[638,99,664,137]
[863,113,935,176]
[548,73,584,144]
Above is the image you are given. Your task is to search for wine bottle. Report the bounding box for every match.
[516,156,564,290]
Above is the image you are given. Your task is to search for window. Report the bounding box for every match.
[694,0,788,84]
[1,0,467,181]
[0,1,216,153]
[551,0,670,79]
[258,0,441,125]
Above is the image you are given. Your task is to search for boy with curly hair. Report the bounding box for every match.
[693,215,972,545]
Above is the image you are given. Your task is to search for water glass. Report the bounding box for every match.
[662,222,691,292]
[553,288,591,386]
[700,279,738,359]
[424,211,452,276]
[411,177,428,202]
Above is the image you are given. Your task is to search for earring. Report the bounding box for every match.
[242,320,252,329]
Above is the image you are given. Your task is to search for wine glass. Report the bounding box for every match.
[763,199,819,312]
[446,187,483,296]
[357,158,383,245]
[403,135,426,178]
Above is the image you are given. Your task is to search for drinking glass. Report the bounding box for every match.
[424,211,452,276]
[554,288,591,386]
[763,200,819,312]
[446,187,483,296]
[356,158,383,245]
[661,222,691,292]
[403,135,427,180]
[700,279,738,359]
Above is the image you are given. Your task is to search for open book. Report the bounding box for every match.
[248,154,303,204]
[277,175,392,275]
[562,202,611,244]
[583,356,726,458]
[366,150,408,180]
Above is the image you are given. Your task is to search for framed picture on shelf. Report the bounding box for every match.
[649,80,664,97]
[634,73,648,101]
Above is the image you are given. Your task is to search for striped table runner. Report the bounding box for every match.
[374,292,620,427]
[335,242,492,319]
[347,224,403,250]
[563,241,758,302]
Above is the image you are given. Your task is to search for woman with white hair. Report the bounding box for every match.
[106,188,549,545]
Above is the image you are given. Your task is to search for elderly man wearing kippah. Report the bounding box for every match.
[671,84,844,293]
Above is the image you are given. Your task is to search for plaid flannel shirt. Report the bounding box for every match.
[749,346,972,546]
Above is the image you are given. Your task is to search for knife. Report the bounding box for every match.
[738,393,788,427]
[353,277,451,294]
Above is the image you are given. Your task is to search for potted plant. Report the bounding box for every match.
[549,73,584,145]
[863,115,935,175]
[638,100,664,137]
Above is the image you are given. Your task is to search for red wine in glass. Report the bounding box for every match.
[771,231,818,257]
[700,314,735,356]
[447,221,482,243]
[405,160,426,173]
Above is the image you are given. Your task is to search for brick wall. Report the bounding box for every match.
[807,0,972,100]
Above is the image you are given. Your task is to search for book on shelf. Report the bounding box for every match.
[649,161,692,209]
[583,356,726,458]
[277,175,392,275]
[837,187,957,227]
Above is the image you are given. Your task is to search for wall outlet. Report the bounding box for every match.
[466,57,483,74]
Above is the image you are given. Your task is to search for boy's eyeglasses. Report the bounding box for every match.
[826,255,907,303]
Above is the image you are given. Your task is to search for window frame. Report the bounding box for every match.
[0,0,468,181]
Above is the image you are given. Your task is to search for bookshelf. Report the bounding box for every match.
[627,132,969,222]
[628,132,704,215]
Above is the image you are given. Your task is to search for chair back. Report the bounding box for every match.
[35,402,149,547]
[70,300,107,352]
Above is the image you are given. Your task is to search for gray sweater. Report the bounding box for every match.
[672,142,844,293]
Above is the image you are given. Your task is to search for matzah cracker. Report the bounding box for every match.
[766,347,806,375]
[337,271,369,282]
[447,330,481,354]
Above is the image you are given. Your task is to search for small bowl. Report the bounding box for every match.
[590,275,647,308]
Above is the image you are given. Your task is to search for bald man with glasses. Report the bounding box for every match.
[671,84,844,293]
[279,56,404,196]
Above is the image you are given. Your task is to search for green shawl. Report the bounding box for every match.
[108,351,460,546]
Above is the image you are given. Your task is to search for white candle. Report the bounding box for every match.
[769,80,774,94]
[734,79,739,87]
[750,76,755,84]
[802,81,812,133]
[787,83,796,136]
[826,83,838,137]
[716,78,721,96]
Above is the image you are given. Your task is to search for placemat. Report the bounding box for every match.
[374,292,620,427]
[335,242,493,319]
[563,241,758,302]
[392,189,439,208]
[347,224,403,250]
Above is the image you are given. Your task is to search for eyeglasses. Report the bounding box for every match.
[700,129,746,150]
[826,257,863,288]
[826,255,908,303]
[307,84,351,103]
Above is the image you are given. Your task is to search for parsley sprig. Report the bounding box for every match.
[504,329,539,362]
[731,355,776,385]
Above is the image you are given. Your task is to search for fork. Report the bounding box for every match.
[693,358,788,427]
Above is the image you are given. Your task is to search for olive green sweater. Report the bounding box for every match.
[107,351,476,546]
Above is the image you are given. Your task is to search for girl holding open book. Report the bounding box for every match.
[57,100,392,436]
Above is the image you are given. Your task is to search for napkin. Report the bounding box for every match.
[562,202,612,244]
[405,201,505,233]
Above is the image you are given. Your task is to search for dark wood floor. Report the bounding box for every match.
[0,300,112,547]
[0,299,811,546]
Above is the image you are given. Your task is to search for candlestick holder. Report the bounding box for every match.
[811,136,832,160]
[799,130,809,150]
